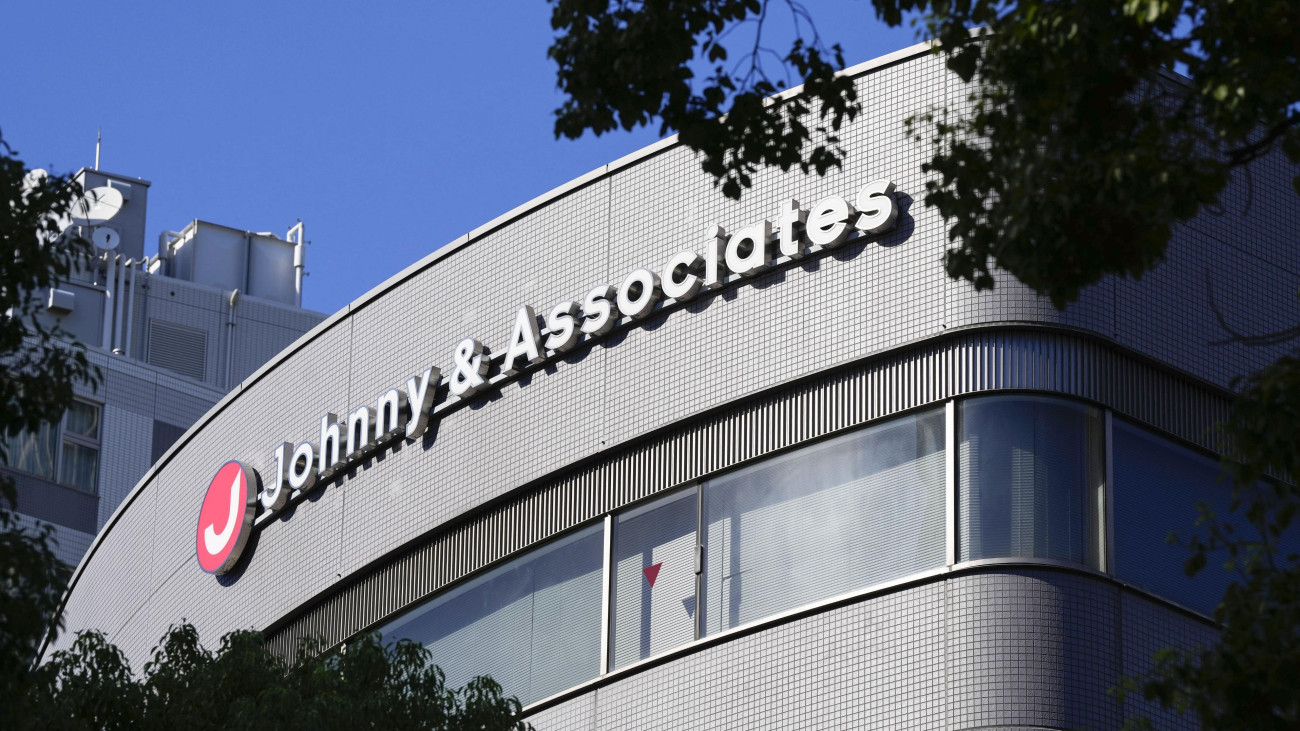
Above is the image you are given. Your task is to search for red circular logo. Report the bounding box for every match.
[195,461,259,574]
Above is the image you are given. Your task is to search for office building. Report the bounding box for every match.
[5,166,325,566]
[49,43,1297,729]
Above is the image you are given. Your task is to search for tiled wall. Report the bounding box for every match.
[51,45,1291,729]
[530,570,1210,730]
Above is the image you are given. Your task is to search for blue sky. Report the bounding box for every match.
[4,2,919,316]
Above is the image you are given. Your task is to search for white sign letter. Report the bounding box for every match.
[725,220,772,276]
[777,199,807,258]
[807,195,853,248]
[404,366,439,439]
[854,180,898,235]
[502,305,544,376]
[545,301,581,353]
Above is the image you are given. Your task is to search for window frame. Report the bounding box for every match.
[1,398,102,495]
[57,398,102,495]
[360,392,1251,711]
[954,392,1106,569]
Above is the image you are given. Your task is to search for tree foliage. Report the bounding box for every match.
[1116,359,1300,730]
[549,0,859,199]
[0,133,98,452]
[909,0,1298,305]
[0,133,98,723]
[549,1,1300,727]
[14,623,532,731]
[548,0,1299,305]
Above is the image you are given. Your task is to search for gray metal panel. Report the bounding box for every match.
[147,320,208,381]
[246,233,297,305]
[103,368,157,418]
[6,470,98,534]
[151,421,186,465]
[31,281,109,349]
[95,405,154,529]
[153,384,219,429]
[8,511,94,570]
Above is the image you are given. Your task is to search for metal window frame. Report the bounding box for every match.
[945,399,957,567]
[599,514,613,675]
[56,398,102,495]
[1103,409,1115,574]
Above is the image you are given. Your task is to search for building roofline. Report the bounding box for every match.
[73,167,153,187]
[46,39,942,654]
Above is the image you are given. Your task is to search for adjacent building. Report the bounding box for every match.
[5,166,325,566]
[48,42,1299,729]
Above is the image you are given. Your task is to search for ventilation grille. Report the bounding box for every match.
[147,321,207,382]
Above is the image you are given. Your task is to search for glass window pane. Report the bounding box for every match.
[380,523,603,705]
[701,408,946,636]
[58,442,99,494]
[3,423,57,480]
[65,401,99,440]
[1112,420,1232,615]
[527,527,606,701]
[958,395,1103,566]
[610,487,698,669]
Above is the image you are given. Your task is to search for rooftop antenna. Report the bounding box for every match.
[94,127,101,170]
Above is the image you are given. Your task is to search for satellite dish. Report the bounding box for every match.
[69,186,124,226]
[92,226,121,250]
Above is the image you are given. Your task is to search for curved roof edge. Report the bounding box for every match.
[48,39,940,652]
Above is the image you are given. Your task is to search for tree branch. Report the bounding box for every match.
[1206,271,1300,347]
[1226,113,1300,167]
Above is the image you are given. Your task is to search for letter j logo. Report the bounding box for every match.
[195,461,260,574]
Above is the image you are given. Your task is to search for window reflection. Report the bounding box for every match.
[1112,420,1232,615]
[365,393,1284,705]
[2,422,57,480]
[610,488,698,669]
[1,399,101,494]
[380,523,603,705]
[700,409,946,635]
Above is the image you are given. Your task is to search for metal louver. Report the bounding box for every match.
[147,320,207,382]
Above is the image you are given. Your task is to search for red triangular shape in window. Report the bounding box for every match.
[643,562,663,587]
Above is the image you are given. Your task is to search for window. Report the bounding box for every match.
[700,408,946,635]
[59,400,100,493]
[379,407,951,703]
[610,487,698,669]
[3,422,57,480]
[379,522,604,706]
[364,393,1293,703]
[958,395,1103,567]
[1112,420,1233,615]
[1,399,101,494]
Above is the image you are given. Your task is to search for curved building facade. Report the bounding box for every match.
[52,43,1299,729]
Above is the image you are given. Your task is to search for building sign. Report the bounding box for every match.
[195,179,900,574]
[195,461,259,574]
